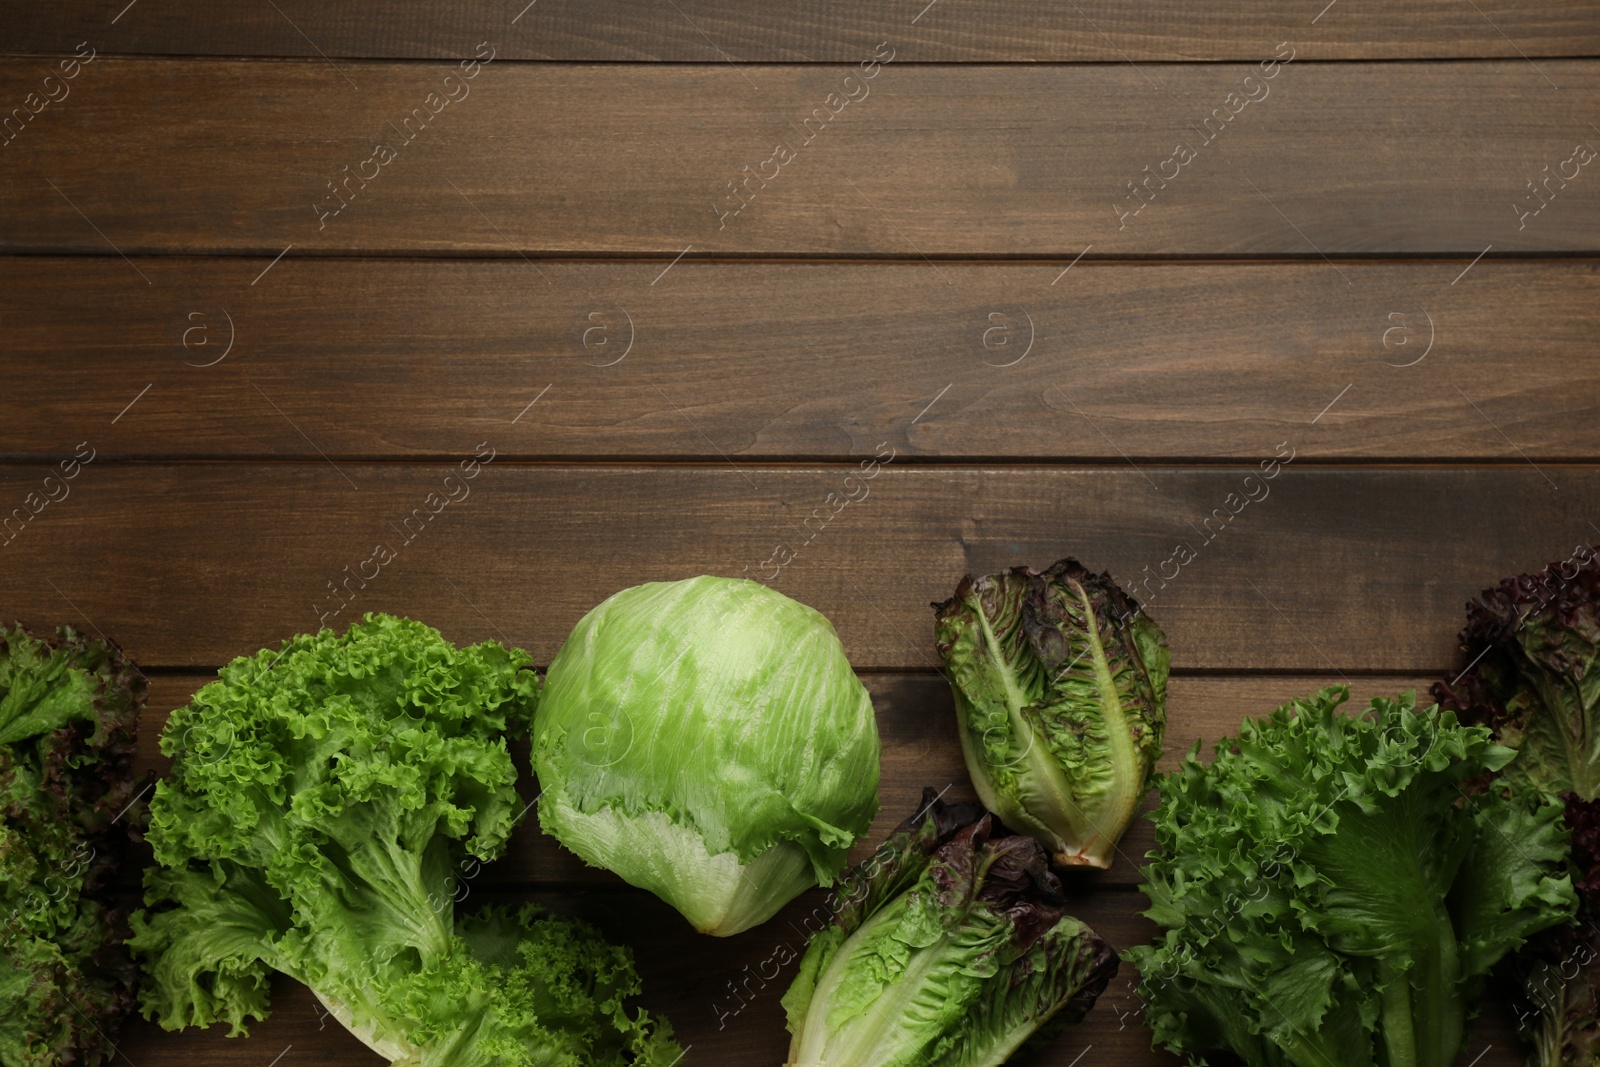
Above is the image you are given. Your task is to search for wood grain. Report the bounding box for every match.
[1,464,1589,672]
[3,60,1597,256]
[133,672,1436,889]
[6,0,1599,62]
[4,257,1598,463]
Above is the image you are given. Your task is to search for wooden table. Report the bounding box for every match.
[3,3,1598,1064]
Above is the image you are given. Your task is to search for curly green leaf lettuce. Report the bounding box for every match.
[933,558,1168,869]
[131,613,679,1067]
[1127,687,1575,1067]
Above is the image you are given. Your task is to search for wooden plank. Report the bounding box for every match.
[4,257,1598,463]
[134,672,1437,889]
[1,463,1588,670]
[110,884,1525,1066]
[3,60,1597,256]
[6,0,1598,62]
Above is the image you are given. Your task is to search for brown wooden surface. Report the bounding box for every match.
[2,465,1595,673]
[3,257,1598,462]
[7,0,1600,62]
[5,6,1594,1065]
[3,60,1598,256]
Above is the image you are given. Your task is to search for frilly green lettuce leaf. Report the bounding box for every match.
[130,863,283,1035]
[132,613,678,1066]
[1127,687,1576,1067]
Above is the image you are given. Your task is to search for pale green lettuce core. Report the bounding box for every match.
[535,577,882,936]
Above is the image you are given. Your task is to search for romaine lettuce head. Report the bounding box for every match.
[131,613,680,1067]
[1127,687,1576,1067]
[534,576,881,937]
[782,789,1118,1067]
[933,558,1167,869]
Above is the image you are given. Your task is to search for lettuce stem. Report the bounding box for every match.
[1378,956,1419,1067]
